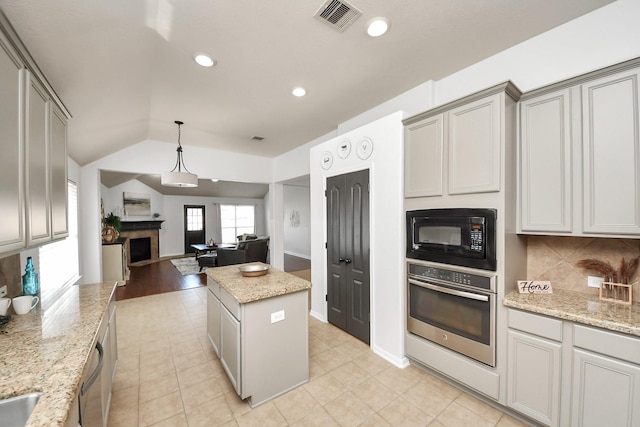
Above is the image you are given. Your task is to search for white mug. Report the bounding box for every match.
[13,295,39,315]
[0,298,11,316]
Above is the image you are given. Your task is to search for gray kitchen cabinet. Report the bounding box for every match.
[0,30,26,254]
[518,58,640,237]
[571,325,640,427]
[25,74,51,246]
[206,273,309,407]
[518,89,573,233]
[507,309,563,426]
[220,302,241,394]
[404,114,444,197]
[50,103,69,239]
[581,67,640,235]
[404,82,520,198]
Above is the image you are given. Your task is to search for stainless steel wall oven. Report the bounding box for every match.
[407,262,496,366]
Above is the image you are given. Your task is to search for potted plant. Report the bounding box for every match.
[102,213,122,243]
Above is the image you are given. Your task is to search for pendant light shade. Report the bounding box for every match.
[161,120,198,187]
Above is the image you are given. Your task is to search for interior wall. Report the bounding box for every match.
[283,185,311,259]
[310,112,406,367]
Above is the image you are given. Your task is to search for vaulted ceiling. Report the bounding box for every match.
[1,0,614,166]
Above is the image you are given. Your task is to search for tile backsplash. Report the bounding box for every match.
[0,254,21,298]
[527,236,640,302]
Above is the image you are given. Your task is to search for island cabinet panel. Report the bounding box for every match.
[206,285,221,357]
[220,303,241,395]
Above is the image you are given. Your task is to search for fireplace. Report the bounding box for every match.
[119,221,164,265]
[130,237,151,263]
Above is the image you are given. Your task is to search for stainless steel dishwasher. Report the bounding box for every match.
[79,340,104,426]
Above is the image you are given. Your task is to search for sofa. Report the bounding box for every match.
[216,237,269,266]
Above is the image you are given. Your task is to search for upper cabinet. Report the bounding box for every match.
[0,14,70,255]
[404,82,521,199]
[518,59,640,237]
[0,31,26,253]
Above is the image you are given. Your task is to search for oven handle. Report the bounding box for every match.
[408,278,489,302]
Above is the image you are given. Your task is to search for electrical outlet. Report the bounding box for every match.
[0,285,6,297]
[588,276,604,288]
[270,310,285,324]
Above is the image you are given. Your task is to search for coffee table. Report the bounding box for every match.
[191,243,235,259]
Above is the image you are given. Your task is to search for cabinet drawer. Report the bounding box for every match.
[508,309,563,341]
[220,287,241,320]
[573,324,640,365]
[207,277,220,299]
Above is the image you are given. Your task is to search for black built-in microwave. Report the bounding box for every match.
[406,208,496,271]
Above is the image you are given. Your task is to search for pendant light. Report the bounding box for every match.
[161,120,198,187]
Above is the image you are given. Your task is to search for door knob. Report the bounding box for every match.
[338,257,345,263]
[344,258,352,264]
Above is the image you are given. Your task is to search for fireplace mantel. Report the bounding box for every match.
[121,220,164,231]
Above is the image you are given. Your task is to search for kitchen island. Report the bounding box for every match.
[0,281,117,427]
[206,263,311,407]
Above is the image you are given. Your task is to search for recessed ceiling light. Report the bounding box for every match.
[194,53,216,67]
[292,87,306,97]
[367,17,390,37]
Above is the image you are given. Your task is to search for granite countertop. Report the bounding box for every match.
[206,262,311,303]
[0,281,116,427]
[504,288,640,337]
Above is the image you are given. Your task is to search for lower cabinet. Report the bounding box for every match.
[507,308,640,427]
[206,276,309,407]
[220,303,241,394]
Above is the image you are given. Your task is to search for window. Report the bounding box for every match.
[186,207,204,231]
[38,180,80,308]
[220,205,255,243]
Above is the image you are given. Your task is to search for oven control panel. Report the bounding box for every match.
[408,263,493,291]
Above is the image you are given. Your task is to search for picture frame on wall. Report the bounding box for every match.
[123,192,151,216]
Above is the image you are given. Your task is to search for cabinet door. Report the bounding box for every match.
[571,349,640,427]
[101,323,112,426]
[582,68,640,235]
[0,34,26,253]
[50,104,68,239]
[404,114,444,197]
[220,304,241,395]
[109,303,118,384]
[206,288,221,357]
[26,73,51,246]
[448,93,501,194]
[507,330,562,426]
[519,89,572,233]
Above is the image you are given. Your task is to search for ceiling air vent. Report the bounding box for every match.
[314,0,362,32]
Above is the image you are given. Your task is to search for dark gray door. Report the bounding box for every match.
[326,169,370,344]
[184,205,206,253]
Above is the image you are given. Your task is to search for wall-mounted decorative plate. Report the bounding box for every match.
[336,138,351,159]
[357,137,374,160]
[321,151,333,170]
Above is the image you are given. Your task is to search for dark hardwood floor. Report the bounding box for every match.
[115,259,206,301]
[115,254,311,301]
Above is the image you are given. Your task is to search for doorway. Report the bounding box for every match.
[184,205,206,254]
[326,169,370,344]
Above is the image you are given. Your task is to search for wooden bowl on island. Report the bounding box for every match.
[238,264,269,277]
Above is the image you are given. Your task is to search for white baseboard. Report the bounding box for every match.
[284,250,311,260]
[372,343,410,369]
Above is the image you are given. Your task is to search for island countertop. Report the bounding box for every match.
[504,288,640,337]
[206,262,311,304]
[0,281,116,427]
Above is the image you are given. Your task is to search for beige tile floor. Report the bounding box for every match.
[107,287,530,427]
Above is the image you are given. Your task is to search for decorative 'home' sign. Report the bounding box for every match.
[517,280,553,294]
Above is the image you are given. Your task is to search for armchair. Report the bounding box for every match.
[216,237,269,266]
